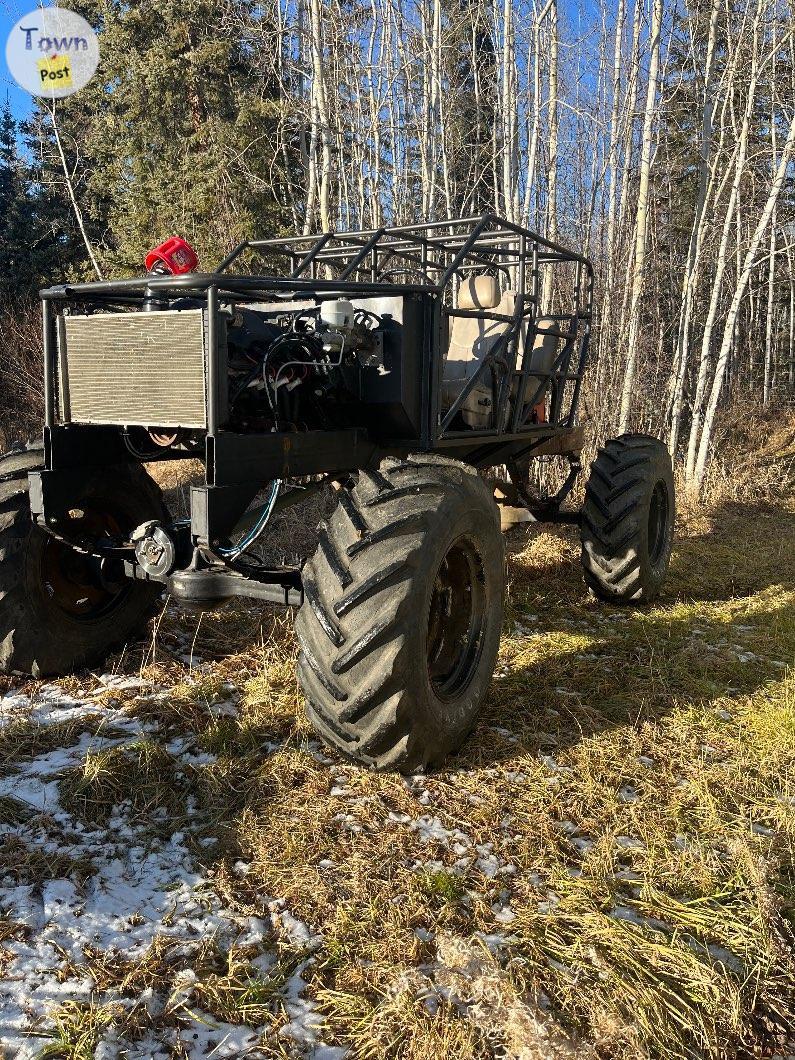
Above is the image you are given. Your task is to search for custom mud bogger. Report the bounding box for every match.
[0,216,674,771]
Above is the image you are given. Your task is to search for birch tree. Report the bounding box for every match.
[667,0,721,455]
[618,0,664,432]
[693,102,795,487]
[541,0,559,309]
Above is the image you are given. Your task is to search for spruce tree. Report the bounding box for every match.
[448,0,498,216]
[26,0,294,277]
[0,103,35,298]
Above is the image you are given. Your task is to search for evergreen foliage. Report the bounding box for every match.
[22,0,294,279]
[0,103,40,298]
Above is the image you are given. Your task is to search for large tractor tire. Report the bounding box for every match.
[295,456,505,772]
[0,443,167,677]
[580,434,675,603]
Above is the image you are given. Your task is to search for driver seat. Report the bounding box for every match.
[442,275,515,428]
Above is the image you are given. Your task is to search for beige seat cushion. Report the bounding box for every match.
[442,276,516,427]
[445,289,516,379]
[442,268,574,427]
[458,274,501,311]
[519,318,562,403]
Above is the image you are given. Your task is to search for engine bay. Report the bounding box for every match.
[224,297,385,435]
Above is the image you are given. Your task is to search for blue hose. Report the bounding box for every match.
[217,478,282,560]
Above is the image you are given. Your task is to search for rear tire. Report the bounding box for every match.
[580,434,675,603]
[0,443,167,677]
[295,456,505,772]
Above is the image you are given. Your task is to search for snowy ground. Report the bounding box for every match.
[0,680,344,1059]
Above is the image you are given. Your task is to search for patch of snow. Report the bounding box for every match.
[475,931,512,953]
[751,823,775,837]
[476,853,501,878]
[176,1015,265,1057]
[97,674,147,691]
[1,684,103,730]
[306,742,336,765]
[272,904,321,949]
[412,815,470,848]
[387,811,412,825]
[615,835,645,850]
[0,684,336,1059]
[539,754,570,773]
[570,837,594,854]
[491,726,518,742]
[279,959,325,1048]
[332,812,363,833]
[610,904,670,934]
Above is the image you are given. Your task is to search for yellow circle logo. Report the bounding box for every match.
[5,8,99,98]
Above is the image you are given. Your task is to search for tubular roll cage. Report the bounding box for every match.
[35,216,593,582]
[219,213,594,444]
[40,214,593,455]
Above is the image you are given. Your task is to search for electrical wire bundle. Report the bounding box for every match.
[216,477,282,562]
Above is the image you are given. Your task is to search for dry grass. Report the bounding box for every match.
[58,738,189,828]
[103,494,795,1056]
[2,422,795,1058]
[697,404,795,506]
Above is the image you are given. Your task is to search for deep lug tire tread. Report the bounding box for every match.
[580,434,675,603]
[0,441,167,677]
[295,456,505,773]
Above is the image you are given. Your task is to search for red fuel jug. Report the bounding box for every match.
[145,237,199,276]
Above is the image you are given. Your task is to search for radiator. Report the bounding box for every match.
[58,309,208,428]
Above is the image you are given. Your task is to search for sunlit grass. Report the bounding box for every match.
[4,487,794,1058]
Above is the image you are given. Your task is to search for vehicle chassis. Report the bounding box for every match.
[31,214,593,608]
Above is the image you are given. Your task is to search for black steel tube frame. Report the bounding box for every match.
[37,215,593,596]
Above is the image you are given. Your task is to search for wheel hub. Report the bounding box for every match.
[40,509,130,620]
[426,537,487,700]
[648,481,670,566]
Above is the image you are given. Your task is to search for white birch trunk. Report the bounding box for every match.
[541,0,559,309]
[601,0,627,342]
[48,106,103,280]
[667,0,720,455]
[685,7,762,479]
[693,104,795,488]
[618,0,663,433]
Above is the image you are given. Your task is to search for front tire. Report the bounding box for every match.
[0,443,167,677]
[295,457,505,772]
[580,434,675,603]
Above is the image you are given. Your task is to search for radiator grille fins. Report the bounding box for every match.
[59,309,208,428]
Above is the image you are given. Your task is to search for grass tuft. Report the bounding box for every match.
[58,738,187,827]
[38,1001,124,1060]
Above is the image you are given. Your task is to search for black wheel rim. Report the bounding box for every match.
[426,536,487,700]
[648,481,669,566]
[39,508,131,622]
